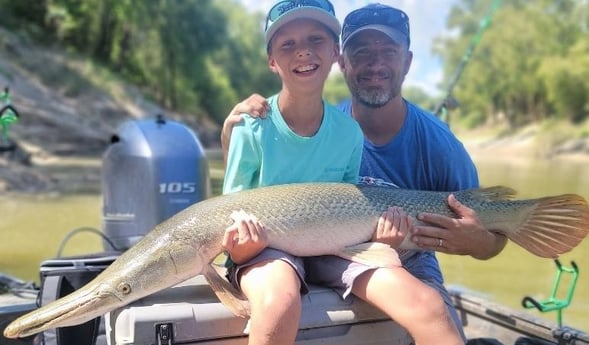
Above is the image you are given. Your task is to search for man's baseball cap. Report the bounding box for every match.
[264,0,341,49]
[341,3,410,50]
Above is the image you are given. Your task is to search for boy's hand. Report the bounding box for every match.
[222,210,269,264]
[372,206,411,248]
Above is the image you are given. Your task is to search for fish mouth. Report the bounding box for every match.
[3,286,121,339]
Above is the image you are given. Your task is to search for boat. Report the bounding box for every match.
[1,117,587,345]
[449,286,589,345]
[1,271,588,345]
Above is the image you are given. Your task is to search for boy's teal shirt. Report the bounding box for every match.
[223,94,363,194]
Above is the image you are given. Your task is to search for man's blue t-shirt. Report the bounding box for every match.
[339,99,478,191]
[338,98,479,289]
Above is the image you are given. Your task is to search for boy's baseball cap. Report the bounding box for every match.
[341,3,410,50]
[264,0,341,49]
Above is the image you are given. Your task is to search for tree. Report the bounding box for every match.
[436,0,589,128]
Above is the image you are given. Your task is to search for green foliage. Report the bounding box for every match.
[539,39,589,123]
[0,0,279,125]
[0,0,47,31]
[460,110,488,129]
[402,86,436,112]
[210,0,280,109]
[437,0,589,129]
[323,71,351,106]
[198,58,238,124]
[2,0,588,130]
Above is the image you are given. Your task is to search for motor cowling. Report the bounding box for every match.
[101,115,210,251]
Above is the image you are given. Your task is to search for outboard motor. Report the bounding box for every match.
[101,114,211,251]
[36,115,210,345]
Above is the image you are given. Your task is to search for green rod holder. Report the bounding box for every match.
[0,87,20,146]
[521,259,579,327]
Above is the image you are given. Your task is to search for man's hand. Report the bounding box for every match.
[372,206,411,248]
[222,210,269,264]
[221,94,270,163]
[411,194,507,259]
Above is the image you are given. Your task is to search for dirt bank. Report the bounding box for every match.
[0,26,219,194]
[459,124,589,163]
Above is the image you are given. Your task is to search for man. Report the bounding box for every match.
[221,3,507,339]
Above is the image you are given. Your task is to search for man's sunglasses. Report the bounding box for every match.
[265,0,336,31]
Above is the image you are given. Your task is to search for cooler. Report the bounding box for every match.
[105,275,413,345]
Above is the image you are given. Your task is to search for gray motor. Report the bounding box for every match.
[101,115,211,251]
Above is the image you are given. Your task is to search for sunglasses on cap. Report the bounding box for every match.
[265,0,336,31]
[342,5,410,47]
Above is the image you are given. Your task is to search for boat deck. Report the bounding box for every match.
[1,286,587,345]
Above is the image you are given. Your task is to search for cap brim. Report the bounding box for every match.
[265,7,341,47]
[342,24,407,50]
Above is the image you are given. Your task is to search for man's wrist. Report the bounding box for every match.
[472,231,506,260]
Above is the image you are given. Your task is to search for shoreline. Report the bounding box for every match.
[458,129,589,164]
[2,131,589,195]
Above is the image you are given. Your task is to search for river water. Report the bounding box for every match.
[438,152,589,330]
[0,152,587,330]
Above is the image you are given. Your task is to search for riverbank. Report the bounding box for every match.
[458,123,589,163]
[2,121,589,195]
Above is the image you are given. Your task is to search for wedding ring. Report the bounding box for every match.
[438,239,443,247]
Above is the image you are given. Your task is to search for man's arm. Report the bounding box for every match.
[411,194,508,259]
[221,94,269,164]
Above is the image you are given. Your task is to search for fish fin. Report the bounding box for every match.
[508,194,589,258]
[336,242,401,268]
[203,265,250,318]
[459,186,517,201]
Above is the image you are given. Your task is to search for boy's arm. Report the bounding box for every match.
[222,119,260,194]
[222,120,268,263]
[221,94,270,164]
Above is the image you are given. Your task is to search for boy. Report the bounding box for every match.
[222,1,463,344]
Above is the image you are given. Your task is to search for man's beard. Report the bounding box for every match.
[346,76,401,109]
[353,86,394,108]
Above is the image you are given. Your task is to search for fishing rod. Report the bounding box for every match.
[433,0,502,121]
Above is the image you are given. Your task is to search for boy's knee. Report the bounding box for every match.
[264,284,301,307]
[244,277,301,312]
[414,284,446,314]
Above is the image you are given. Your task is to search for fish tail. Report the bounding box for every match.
[508,194,589,258]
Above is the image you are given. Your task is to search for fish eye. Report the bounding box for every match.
[117,283,132,295]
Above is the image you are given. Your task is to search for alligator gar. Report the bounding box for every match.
[4,182,589,338]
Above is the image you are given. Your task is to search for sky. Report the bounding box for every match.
[237,0,458,96]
